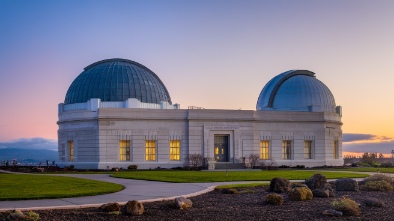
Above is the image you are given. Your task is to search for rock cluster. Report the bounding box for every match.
[175,196,193,210]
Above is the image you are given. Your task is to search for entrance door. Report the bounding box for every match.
[214,135,229,162]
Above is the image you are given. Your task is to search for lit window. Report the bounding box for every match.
[333,141,338,159]
[170,140,180,161]
[304,141,312,159]
[68,141,74,162]
[260,140,269,160]
[282,140,291,160]
[145,140,156,161]
[120,140,130,161]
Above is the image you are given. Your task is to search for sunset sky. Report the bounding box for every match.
[0,0,393,155]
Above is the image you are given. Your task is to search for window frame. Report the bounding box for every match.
[260,140,270,160]
[304,140,313,159]
[119,140,130,161]
[145,140,156,161]
[282,140,292,160]
[169,140,181,161]
[68,141,74,162]
[333,141,339,159]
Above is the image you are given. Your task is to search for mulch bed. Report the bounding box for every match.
[4,186,394,221]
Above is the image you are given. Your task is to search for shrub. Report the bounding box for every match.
[128,165,138,170]
[288,187,313,201]
[364,198,384,207]
[364,174,393,184]
[330,197,360,216]
[26,210,39,221]
[264,193,284,205]
[295,165,305,169]
[381,162,394,168]
[358,162,371,167]
[361,180,393,192]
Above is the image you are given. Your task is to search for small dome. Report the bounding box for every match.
[256,70,336,112]
[64,58,172,105]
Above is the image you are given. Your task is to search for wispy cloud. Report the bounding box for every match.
[343,133,376,142]
[0,138,57,151]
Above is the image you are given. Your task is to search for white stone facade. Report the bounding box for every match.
[57,106,343,169]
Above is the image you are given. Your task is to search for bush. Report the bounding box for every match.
[288,187,313,201]
[264,193,284,205]
[364,198,384,207]
[295,165,305,169]
[278,165,290,168]
[364,174,394,184]
[330,197,360,216]
[358,162,372,167]
[361,180,393,192]
[381,162,394,168]
[128,165,138,170]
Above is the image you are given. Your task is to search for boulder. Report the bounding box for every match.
[99,202,120,212]
[288,187,313,201]
[335,178,359,191]
[124,200,144,215]
[312,189,329,198]
[175,197,193,210]
[322,209,343,216]
[291,183,308,188]
[269,177,291,193]
[305,174,327,190]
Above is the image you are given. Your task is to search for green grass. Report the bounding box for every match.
[333,167,394,173]
[215,182,269,190]
[0,174,124,201]
[111,170,368,183]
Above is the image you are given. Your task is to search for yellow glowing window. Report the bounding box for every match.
[170,140,180,161]
[145,140,156,161]
[215,147,219,154]
[333,141,338,159]
[68,141,74,162]
[260,140,269,160]
[282,140,291,160]
[120,140,130,161]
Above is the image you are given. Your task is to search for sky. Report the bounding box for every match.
[0,0,393,155]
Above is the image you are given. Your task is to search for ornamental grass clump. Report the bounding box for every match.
[264,193,284,205]
[288,187,313,201]
[363,174,393,184]
[330,197,360,216]
[361,180,393,192]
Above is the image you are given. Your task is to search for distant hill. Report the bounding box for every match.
[0,148,58,163]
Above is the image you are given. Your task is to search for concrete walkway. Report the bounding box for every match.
[0,170,387,212]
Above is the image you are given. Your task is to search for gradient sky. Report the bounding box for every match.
[0,0,393,154]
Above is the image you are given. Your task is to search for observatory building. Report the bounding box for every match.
[58,58,343,169]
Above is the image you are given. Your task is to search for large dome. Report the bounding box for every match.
[64,58,172,105]
[256,70,336,112]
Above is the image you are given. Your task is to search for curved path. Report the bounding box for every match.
[0,170,385,212]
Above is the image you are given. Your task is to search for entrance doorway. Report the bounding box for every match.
[214,135,229,162]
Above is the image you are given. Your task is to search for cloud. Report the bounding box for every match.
[343,133,376,142]
[0,137,57,151]
[343,140,394,154]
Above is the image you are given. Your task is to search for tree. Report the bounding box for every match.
[248,153,260,168]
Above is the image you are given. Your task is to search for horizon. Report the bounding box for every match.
[0,1,393,156]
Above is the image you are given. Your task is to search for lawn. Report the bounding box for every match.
[0,174,124,201]
[333,167,394,173]
[111,170,369,183]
